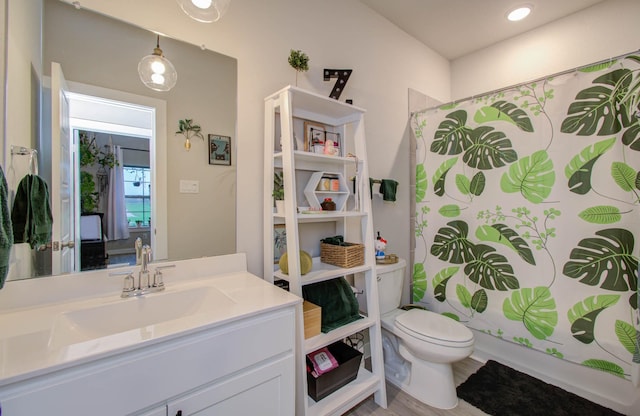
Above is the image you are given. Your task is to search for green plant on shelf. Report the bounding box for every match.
[273,171,285,200]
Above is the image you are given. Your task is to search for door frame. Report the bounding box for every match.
[66,81,168,262]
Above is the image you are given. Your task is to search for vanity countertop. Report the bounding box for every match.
[0,255,300,388]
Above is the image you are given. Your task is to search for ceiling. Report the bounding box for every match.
[358,0,606,60]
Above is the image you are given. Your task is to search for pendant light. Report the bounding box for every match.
[176,0,230,23]
[138,35,178,92]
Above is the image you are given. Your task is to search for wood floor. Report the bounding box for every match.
[343,358,490,416]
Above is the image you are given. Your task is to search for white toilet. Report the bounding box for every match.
[357,259,474,409]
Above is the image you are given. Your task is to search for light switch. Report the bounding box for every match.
[179,180,199,193]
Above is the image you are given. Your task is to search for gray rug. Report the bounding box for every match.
[456,360,623,416]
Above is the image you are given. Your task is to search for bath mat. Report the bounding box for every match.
[456,360,623,416]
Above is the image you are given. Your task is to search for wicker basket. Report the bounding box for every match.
[320,242,365,268]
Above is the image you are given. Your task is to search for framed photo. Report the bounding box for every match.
[304,121,325,152]
[208,134,231,166]
[273,224,287,264]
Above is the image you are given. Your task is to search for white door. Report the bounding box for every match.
[51,62,77,274]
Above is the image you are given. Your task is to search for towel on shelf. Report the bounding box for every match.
[302,277,362,333]
[0,166,13,289]
[11,174,53,250]
[380,179,398,202]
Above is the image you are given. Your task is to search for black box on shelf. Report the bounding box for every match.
[307,341,363,402]
[274,279,289,291]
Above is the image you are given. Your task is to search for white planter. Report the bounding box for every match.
[275,200,285,215]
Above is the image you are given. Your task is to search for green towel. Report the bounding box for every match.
[380,179,398,202]
[0,166,13,289]
[12,174,53,250]
[302,277,362,333]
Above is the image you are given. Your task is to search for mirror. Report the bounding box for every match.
[3,0,237,282]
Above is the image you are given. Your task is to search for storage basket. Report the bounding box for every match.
[306,341,363,401]
[320,242,364,268]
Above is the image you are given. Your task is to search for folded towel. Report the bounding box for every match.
[302,277,362,333]
[0,166,13,289]
[380,179,398,202]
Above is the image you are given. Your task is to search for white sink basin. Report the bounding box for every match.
[49,286,236,350]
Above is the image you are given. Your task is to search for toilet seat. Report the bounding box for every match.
[395,309,474,348]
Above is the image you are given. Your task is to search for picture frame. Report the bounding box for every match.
[273,224,287,264]
[208,134,231,166]
[304,121,325,152]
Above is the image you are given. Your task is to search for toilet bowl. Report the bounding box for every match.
[356,259,474,409]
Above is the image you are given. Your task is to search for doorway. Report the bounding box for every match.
[66,82,168,268]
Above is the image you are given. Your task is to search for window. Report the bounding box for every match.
[124,166,151,227]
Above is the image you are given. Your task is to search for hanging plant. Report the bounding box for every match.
[80,171,99,213]
[79,132,119,169]
[176,118,204,151]
[79,133,98,167]
[288,49,309,86]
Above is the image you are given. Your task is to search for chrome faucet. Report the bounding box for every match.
[138,245,152,290]
[113,246,175,298]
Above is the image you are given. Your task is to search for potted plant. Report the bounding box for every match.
[176,118,204,151]
[288,49,309,86]
[273,171,285,214]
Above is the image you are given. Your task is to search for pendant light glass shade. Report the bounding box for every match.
[138,36,177,92]
[176,0,230,23]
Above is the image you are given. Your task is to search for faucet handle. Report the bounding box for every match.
[152,264,175,289]
[109,270,136,297]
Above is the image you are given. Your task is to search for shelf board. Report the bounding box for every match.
[267,85,366,126]
[274,151,363,171]
[306,368,379,416]
[274,257,372,284]
[273,211,367,223]
[304,316,375,353]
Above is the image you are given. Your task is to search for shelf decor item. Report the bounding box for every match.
[288,49,309,86]
[320,236,364,268]
[303,301,321,339]
[304,121,325,152]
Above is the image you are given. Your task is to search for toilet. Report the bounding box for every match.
[356,259,474,409]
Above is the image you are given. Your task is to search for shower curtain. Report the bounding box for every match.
[105,145,130,241]
[412,52,640,382]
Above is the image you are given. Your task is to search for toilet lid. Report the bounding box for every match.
[395,309,473,345]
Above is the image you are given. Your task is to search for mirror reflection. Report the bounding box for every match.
[3,0,237,283]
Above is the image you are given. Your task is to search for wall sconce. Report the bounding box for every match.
[176,0,231,23]
[138,35,178,92]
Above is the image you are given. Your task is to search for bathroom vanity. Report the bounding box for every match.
[0,254,300,415]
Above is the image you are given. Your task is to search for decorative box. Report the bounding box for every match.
[303,301,321,339]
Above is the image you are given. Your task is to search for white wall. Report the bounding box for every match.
[451,0,640,100]
[70,0,450,280]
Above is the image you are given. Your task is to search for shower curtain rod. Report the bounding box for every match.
[412,48,640,116]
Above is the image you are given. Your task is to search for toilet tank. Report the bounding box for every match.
[354,258,406,315]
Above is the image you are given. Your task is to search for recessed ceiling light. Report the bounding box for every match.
[507,5,532,21]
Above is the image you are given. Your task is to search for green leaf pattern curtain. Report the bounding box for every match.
[412,53,640,383]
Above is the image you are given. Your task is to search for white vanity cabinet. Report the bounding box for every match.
[0,263,299,416]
